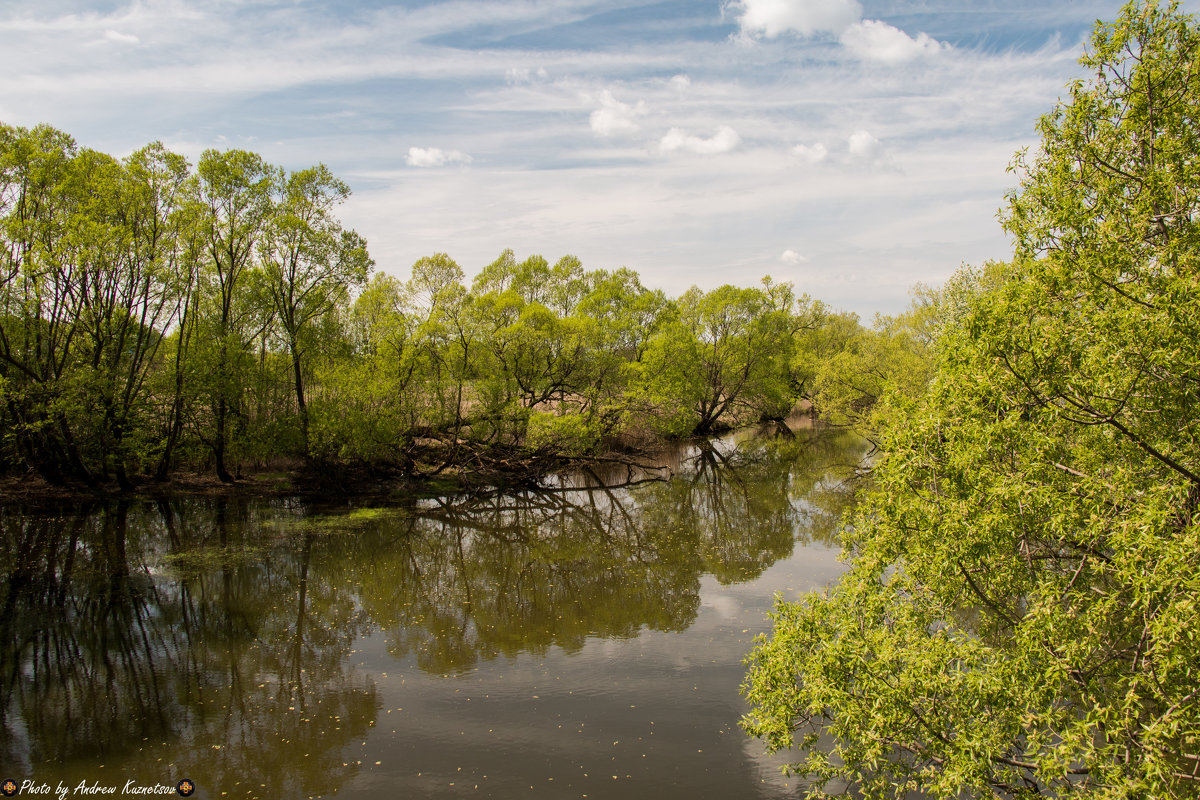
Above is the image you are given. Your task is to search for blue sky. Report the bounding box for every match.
[0,0,1181,315]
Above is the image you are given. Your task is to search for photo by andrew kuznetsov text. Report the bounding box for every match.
[0,780,194,799]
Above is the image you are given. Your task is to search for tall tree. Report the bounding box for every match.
[260,164,372,457]
[312,272,417,464]
[195,149,274,482]
[409,253,478,462]
[0,124,92,482]
[152,183,206,482]
[67,144,192,488]
[742,3,1200,797]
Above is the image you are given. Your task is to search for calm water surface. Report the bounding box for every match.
[0,425,865,799]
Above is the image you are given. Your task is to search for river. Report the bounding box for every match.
[0,423,865,799]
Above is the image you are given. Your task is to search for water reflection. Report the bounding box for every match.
[0,425,863,797]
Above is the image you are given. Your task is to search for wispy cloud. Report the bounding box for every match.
[406,147,473,167]
[506,65,548,84]
[102,29,139,44]
[0,0,1136,315]
[659,126,741,155]
[792,142,828,165]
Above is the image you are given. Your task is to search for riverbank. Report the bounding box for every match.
[0,442,672,505]
[0,412,821,505]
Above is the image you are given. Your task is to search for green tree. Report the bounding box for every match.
[575,266,667,364]
[312,272,417,464]
[410,252,479,462]
[194,149,274,482]
[0,124,89,482]
[260,164,372,457]
[468,251,597,446]
[742,3,1200,798]
[151,185,206,481]
[76,144,192,487]
[804,304,931,446]
[788,299,852,401]
[639,279,798,435]
[0,127,198,485]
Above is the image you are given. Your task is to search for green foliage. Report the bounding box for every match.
[524,410,600,456]
[0,124,866,484]
[0,125,198,485]
[307,272,416,463]
[309,360,410,463]
[742,3,1200,797]
[638,278,802,435]
[260,162,373,456]
[804,300,933,443]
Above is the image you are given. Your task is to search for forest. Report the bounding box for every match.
[0,125,907,490]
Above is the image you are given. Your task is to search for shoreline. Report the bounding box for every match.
[0,446,676,507]
[0,413,821,507]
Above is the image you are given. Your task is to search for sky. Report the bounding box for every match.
[0,0,1182,316]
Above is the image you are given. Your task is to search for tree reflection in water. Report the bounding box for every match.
[0,498,377,795]
[0,425,862,793]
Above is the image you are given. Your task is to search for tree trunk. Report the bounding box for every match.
[290,340,309,459]
[214,396,234,483]
[57,413,96,485]
[155,342,189,481]
[154,394,184,481]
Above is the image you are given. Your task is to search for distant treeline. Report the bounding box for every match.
[0,122,917,489]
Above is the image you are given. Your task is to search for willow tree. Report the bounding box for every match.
[194,149,274,482]
[743,3,1200,798]
[0,124,89,482]
[67,143,192,489]
[0,128,190,485]
[260,164,372,457]
[640,279,798,435]
[312,272,417,464]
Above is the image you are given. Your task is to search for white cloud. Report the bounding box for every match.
[405,147,472,167]
[659,125,741,155]
[589,89,646,136]
[780,249,806,264]
[103,29,139,44]
[730,0,862,38]
[840,20,948,64]
[729,0,947,63]
[0,0,1106,320]
[847,130,896,169]
[792,142,827,164]
[847,130,881,158]
[506,65,548,83]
